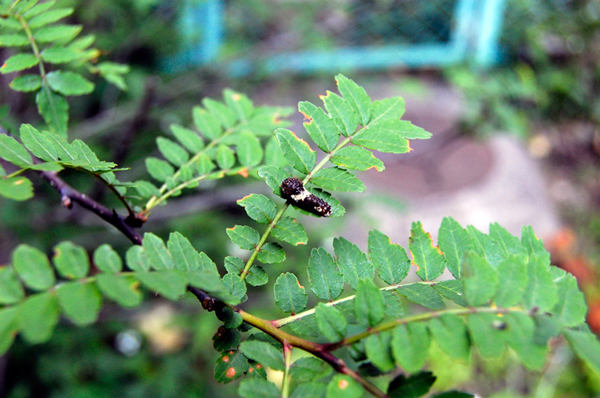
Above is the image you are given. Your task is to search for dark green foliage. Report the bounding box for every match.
[0,17,596,396]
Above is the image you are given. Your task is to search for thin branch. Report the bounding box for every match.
[38,169,143,245]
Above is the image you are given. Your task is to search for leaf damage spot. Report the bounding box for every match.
[226,367,236,378]
[232,93,241,101]
[222,355,230,363]
[300,111,313,124]
[338,378,349,389]
[237,168,249,178]
[14,178,25,185]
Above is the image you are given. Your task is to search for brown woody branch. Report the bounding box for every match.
[39,169,143,245]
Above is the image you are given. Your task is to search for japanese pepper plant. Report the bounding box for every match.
[0,1,598,397]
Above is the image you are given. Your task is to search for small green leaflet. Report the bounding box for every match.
[333,237,373,290]
[298,101,339,152]
[239,340,284,371]
[12,244,56,291]
[397,283,445,310]
[521,254,558,312]
[310,167,365,192]
[354,278,385,328]
[274,272,307,314]
[237,194,277,224]
[142,233,174,270]
[95,274,142,307]
[226,225,259,250]
[215,350,248,383]
[365,331,395,372]
[330,146,384,172]
[0,267,24,304]
[145,157,174,182]
[167,232,201,271]
[135,270,188,301]
[438,217,472,278]
[156,136,189,167]
[428,314,470,360]
[238,379,280,398]
[387,371,436,398]
[409,221,446,281]
[462,252,499,306]
[1,53,39,74]
[257,242,286,264]
[36,85,69,136]
[18,292,60,343]
[307,248,343,301]
[0,177,33,201]
[274,128,316,174]
[352,121,410,153]
[56,282,102,326]
[315,303,347,342]
[224,256,267,286]
[52,241,90,279]
[237,131,264,167]
[46,70,94,95]
[335,74,372,126]
[391,322,430,374]
[170,124,205,153]
[321,91,358,137]
[370,97,405,124]
[272,217,308,246]
[0,134,33,167]
[368,229,410,285]
[10,74,41,92]
[193,106,222,139]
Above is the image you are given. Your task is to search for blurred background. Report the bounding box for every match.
[1,0,600,396]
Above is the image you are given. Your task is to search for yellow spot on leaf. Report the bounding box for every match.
[14,178,25,185]
[338,379,349,389]
[233,94,241,101]
[248,367,254,373]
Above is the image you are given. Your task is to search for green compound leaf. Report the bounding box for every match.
[216,144,235,169]
[40,47,82,64]
[272,217,308,246]
[397,283,445,310]
[489,222,528,256]
[563,328,600,375]
[315,303,347,342]
[521,225,550,260]
[224,256,267,286]
[156,136,189,167]
[18,292,60,343]
[170,124,204,153]
[28,7,74,29]
[0,307,19,356]
[196,153,216,175]
[257,242,286,264]
[466,226,504,267]
[237,131,264,167]
[321,91,359,137]
[0,177,34,201]
[36,86,69,136]
[258,165,288,196]
[503,312,548,370]
[142,233,173,270]
[392,322,430,374]
[237,194,277,224]
[0,34,29,47]
[222,272,247,304]
[33,24,82,44]
[290,382,327,398]
[522,254,558,312]
[203,97,237,129]
[56,281,102,326]
[46,70,94,95]
[365,331,395,372]
[388,371,436,398]
[215,350,249,383]
[265,136,288,167]
[493,254,528,308]
[223,89,253,121]
[274,272,307,314]
[308,247,343,301]
[335,74,372,125]
[135,270,187,301]
[12,244,56,291]
[432,279,467,307]
[95,274,142,307]
[290,357,332,382]
[0,267,24,304]
[20,124,58,161]
[238,379,280,398]
[0,53,39,74]
[326,375,363,398]
[274,128,316,174]
[311,167,365,192]
[368,229,411,285]
[167,232,202,271]
[409,221,447,281]
[428,314,470,360]
[52,241,89,279]
[370,97,405,123]
[462,252,499,306]
[354,278,385,328]
[125,245,148,272]
[145,157,174,182]
[467,312,507,359]
[239,340,284,371]
[333,237,374,290]
[226,225,259,250]
[331,146,384,172]
[0,134,32,167]
[438,217,473,278]
[193,106,222,139]
[553,271,587,327]
[353,120,410,153]
[10,74,41,92]
[298,101,339,152]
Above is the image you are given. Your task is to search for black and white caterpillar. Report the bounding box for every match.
[280,177,332,217]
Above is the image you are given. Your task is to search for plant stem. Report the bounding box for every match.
[281,342,293,398]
